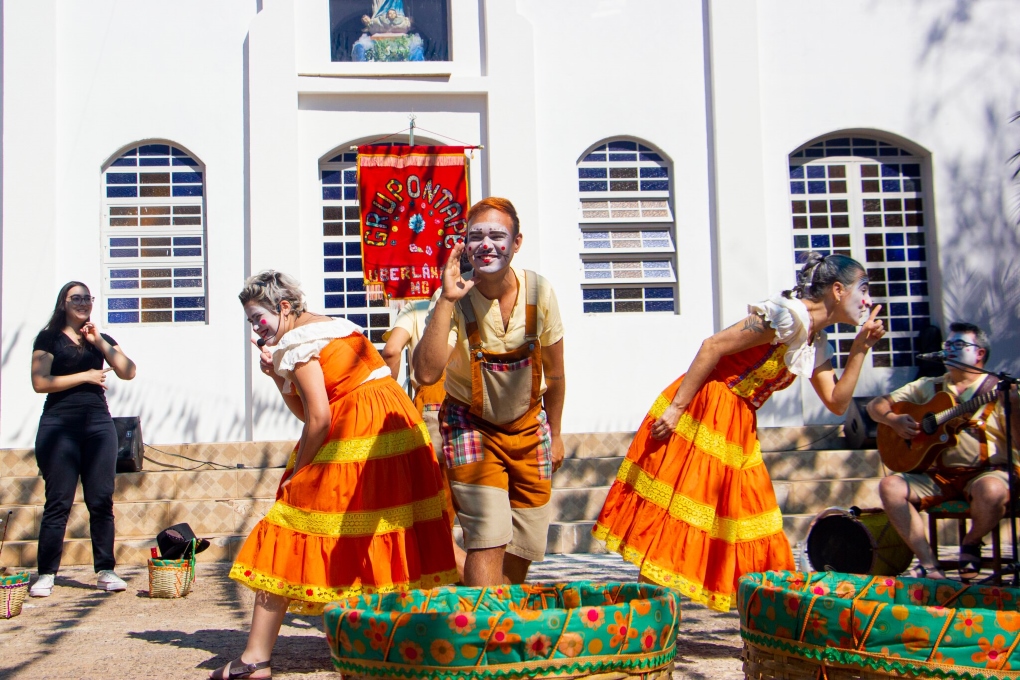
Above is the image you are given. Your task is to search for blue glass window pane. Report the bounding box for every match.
[891,318,911,331]
[885,233,904,246]
[640,167,668,178]
[892,337,913,351]
[107,186,137,198]
[892,353,914,366]
[881,164,899,177]
[107,173,137,184]
[807,181,827,194]
[583,302,612,313]
[172,157,200,166]
[640,180,669,191]
[879,147,900,157]
[579,181,608,192]
[347,294,366,307]
[908,248,925,261]
[347,258,362,272]
[909,267,927,280]
[110,249,138,257]
[887,268,907,280]
[324,242,345,256]
[111,158,136,167]
[889,283,908,296]
[110,238,137,246]
[323,187,342,200]
[902,179,920,191]
[172,186,203,197]
[341,169,356,183]
[807,166,826,178]
[324,294,345,308]
[644,287,673,299]
[139,144,170,155]
[790,182,805,194]
[582,289,611,300]
[172,172,202,183]
[108,298,139,310]
[789,166,805,179]
[322,170,341,184]
[347,278,365,292]
[173,248,202,257]
[107,311,138,324]
[324,278,345,293]
[175,279,202,288]
[578,168,607,179]
[639,152,663,161]
[347,314,368,326]
[608,153,637,162]
[607,141,637,151]
[827,148,850,156]
[173,296,205,308]
[882,180,900,192]
[912,317,931,331]
[794,235,809,248]
[910,282,928,296]
[173,237,201,245]
[139,157,170,166]
[343,187,357,200]
[810,235,830,248]
[912,301,930,316]
[886,249,905,262]
[645,300,674,312]
[889,302,909,316]
[805,148,824,158]
[324,260,344,272]
[583,153,606,162]
[174,268,202,276]
[111,269,139,278]
[174,310,206,322]
[902,163,921,176]
[345,242,361,256]
[111,280,137,289]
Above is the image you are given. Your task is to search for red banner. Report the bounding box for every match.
[357,145,469,299]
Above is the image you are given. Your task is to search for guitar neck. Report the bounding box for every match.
[934,391,998,426]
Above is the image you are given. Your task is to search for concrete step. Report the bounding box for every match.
[773,478,882,515]
[763,449,885,481]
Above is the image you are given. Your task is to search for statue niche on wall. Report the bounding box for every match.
[353,0,425,62]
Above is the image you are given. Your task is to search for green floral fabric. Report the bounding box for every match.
[739,570,1020,678]
[322,582,680,680]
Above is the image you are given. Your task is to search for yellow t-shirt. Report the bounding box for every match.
[385,299,430,388]
[889,374,1006,467]
[425,266,564,408]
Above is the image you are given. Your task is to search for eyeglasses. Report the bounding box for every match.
[67,295,95,305]
[943,340,980,351]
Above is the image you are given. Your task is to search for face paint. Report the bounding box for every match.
[244,303,281,345]
[841,274,873,325]
[466,221,514,274]
[943,332,984,368]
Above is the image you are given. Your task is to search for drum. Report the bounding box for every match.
[806,506,914,575]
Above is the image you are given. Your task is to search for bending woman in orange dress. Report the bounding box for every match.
[211,271,457,680]
[594,252,886,612]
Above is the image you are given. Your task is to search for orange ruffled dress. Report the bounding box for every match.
[594,296,833,612]
[229,319,458,615]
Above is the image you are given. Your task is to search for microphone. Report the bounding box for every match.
[257,338,266,348]
[916,350,947,362]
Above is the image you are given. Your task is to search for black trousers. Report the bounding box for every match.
[34,410,118,574]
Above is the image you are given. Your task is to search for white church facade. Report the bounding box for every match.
[2,0,1019,447]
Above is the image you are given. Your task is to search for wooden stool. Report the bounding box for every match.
[927,499,1002,582]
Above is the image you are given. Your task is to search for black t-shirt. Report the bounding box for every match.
[33,330,117,414]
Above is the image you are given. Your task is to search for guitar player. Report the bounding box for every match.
[870,322,1020,580]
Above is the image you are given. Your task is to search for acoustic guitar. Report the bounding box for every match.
[877,390,1000,473]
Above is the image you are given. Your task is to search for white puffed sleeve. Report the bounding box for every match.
[747,295,823,377]
[268,318,363,392]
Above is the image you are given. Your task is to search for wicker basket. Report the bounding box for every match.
[147,545,196,598]
[1,570,30,619]
[324,582,681,680]
[743,643,896,680]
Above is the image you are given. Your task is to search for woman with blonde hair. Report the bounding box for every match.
[211,271,457,680]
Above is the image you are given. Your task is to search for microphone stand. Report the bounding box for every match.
[930,355,1019,586]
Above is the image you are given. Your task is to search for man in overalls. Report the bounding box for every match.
[414,196,565,586]
[871,322,1020,580]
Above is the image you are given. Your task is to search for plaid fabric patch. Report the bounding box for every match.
[482,357,532,373]
[536,410,553,480]
[440,401,485,468]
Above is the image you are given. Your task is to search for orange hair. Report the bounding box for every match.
[466,196,520,235]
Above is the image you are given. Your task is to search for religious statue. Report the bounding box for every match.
[362,0,413,35]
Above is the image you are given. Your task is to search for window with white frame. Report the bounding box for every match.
[788,136,932,369]
[102,143,207,324]
[577,140,677,313]
[321,149,393,344]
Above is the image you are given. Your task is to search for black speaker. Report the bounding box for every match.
[114,416,143,473]
[844,396,878,449]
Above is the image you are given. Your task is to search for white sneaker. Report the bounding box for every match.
[96,570,127,592]
[29,573,55,597]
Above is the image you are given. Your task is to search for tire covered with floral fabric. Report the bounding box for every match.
[739,570,1020,679]
[322,581,681,679]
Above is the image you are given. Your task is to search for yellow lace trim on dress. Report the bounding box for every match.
[592,523,732,611]
[615,459,784,543]
[283,423,431,470]
[264,495,447,537]
[229,562,460,615]
[648,396,762,470]
[730,344,788,399]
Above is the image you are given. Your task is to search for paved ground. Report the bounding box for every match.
[0,554,744,680]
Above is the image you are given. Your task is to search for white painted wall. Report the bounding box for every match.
[4,0,1020,446]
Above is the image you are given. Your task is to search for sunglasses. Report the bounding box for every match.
[943,340,980,351]
[67,295,95,305]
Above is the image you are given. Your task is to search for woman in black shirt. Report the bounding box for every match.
[29,281,136,597]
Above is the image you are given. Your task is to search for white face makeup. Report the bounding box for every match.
[840,274,873,325]
[944,332,984,368]
[466,221,514,274]
[244,302,280,345]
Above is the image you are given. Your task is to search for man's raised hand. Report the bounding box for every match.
[440,241,474,302]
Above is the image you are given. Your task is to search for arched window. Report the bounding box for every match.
[101,142,207,324]
[788,135,932,368]
[576,139,677,313]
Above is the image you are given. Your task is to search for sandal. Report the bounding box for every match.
[208,657,271,679]
[959,542,983,581]
[907,564,947,580]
